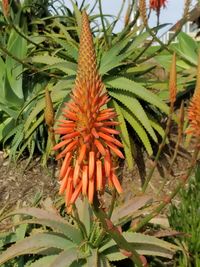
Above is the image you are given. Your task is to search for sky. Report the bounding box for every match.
[64,0,198,33]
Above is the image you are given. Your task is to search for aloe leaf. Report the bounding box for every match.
[6,29,27,101]
[111,100,134,170]
[2,208,82,244]
[75,198,92,237]
[87,249,98,267]
[109,90,157,142]
[50,247,84,267]
[0,118,14,142]
[111,195,153,225]
[0,233,75,266]
[26,255,58,267]
[98,254,112,267]
[40,62,77,75]
[0,232,17,248]
[175,32,198,65]
[16,218,82,244]
[100,232,179,260]
[121,106,153,155]
[105,76,168,114]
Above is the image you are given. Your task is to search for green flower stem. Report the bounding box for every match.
[98,0,109,49]
[93,189,116,247]
[92,195,143,267]
[134,142,200,233]
[142,107,173,192]
[108,189,116,219]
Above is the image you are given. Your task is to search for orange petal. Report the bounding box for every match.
[96,160,103,191]
[59,152,71,179]
[88,177,94,204]
[104,121,120,126]
[106,142,124,159]
[73,161,80,186]
[63,110,78,121]
[100,127,120,135]
[78,144,87,164]
[65,177,73,206]
[61,131,80,140]
[54,127,75,134]
[56,140,78,160]
[94,139,106,156]
[97,114,116,121]
[98,132,123,147]
[53,139,71,151]
[57,120,75,126]
[89,151,95,179]
[70,181,82,204]
[59,167,72,194]
[82,165,88,196]
[104,149,111,177]
[84,134,91,143]
[91,127,99,138]
[111,173,123,194]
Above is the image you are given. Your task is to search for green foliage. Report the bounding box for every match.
[168,164,200,267]
[0,0,169,168]
[0,197,179,267]
[154,32,200,101]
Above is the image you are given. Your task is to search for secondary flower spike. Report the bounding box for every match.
[186,54,200,138]
[53,11,123,208]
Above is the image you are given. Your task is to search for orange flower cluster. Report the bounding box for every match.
[53,11,123,208]
[186,90,200,137]
[149,0,167,11]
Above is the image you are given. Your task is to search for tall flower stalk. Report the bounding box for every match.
[53,11,124,209]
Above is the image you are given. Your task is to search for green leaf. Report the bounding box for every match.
[87,249,98,267]
[98,254,112,267]
[0,233,75,266]
[50,248,83,267]
[111,195,153,225]
[6,29,27,101]
[3,208,82,244]
[105,76,168,114]
[174,32,198,65]
[26,255,58,267]
[122,107,153,155]
[111,100,133,170]
[0,118,14,142]
[0,232,17,248]
[41,62,77,75]
[100,232,179,260]
[109,91,157,142]
[75,198,92,237]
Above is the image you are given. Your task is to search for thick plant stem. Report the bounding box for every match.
[92,195,143,267]
[134,141,200,232]
[142,107,173,192]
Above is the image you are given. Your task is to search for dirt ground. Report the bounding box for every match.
[0,130,195,213]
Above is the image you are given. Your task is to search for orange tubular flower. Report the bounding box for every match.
[186,90,200,138]
[149,0,167,11]
[53,11,123,208]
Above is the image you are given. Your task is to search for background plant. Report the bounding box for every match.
[168,164,200,267]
